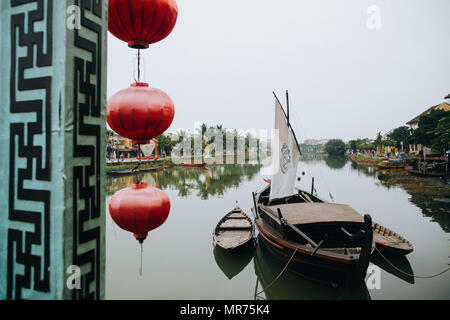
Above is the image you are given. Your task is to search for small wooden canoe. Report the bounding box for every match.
[372,222,413,256]
[106,169,133,176]
[182,163,206,168]
[213,206,254,252]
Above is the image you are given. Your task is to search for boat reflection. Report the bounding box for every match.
[370,252,415,284]
[253,236,371,300]
[213,244,255,280]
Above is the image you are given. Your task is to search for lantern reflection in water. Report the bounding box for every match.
[109,181,170,275]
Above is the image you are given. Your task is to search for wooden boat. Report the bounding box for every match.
[406,169,447,178]
[252,92,374,286]
[106,167,157,176]
[372,222,413,256]
[106,169,133,176]
[254,184,374,286]
[375,160,404,169]
[182,163,207,168]
[213,205,254,252]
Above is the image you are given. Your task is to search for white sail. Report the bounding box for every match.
[269,97,301,201]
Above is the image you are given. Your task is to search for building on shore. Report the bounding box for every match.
[406,102,450,155]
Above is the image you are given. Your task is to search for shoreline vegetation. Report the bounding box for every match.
[347,154,386,166]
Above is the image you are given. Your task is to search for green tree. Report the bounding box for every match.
[387,126,411,148]
[155,134,176,156]
[432,116,450,151]
[410,109,450,149]
[374,132,382,147]
[325,139,346,156]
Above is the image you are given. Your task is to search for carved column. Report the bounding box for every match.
[0,0,107,300]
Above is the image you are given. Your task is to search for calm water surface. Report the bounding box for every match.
[105,159,450,300]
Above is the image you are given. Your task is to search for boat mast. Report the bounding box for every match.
[286,90,290,126]
[272,91,302,156]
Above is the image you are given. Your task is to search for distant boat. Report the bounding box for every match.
[106,169,133,176]
[213,205,254,252]
[375,160,404,168]
[406,169,447,178]
[182,163,206,168]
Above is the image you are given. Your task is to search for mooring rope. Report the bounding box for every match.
[375,247,450,279]
[255,246,300,297]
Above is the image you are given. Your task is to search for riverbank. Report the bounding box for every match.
[106,154,265,172]
[347,154,385,166]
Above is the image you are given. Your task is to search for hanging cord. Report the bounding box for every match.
[375,247,450,279]
[132,144,142,173]
[139,242,143,276]
[137,49,141,83]
[133,49,142,83]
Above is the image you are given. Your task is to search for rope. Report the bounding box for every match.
[255,246,300,297]
[375,247,450,279]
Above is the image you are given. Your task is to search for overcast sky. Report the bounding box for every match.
[107,0,450,142]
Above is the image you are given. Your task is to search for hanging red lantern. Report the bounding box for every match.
[109,182,171,243]
[108,0,179,49]
[107,82,175,145]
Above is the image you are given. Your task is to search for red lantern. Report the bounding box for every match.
[109,183,171,243]
[108,0,178,49]
[107,82,175,145]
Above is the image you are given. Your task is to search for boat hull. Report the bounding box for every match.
[406,169,447,178]
[255,219,367,286]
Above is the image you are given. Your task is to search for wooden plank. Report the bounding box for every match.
[268,203,364,225]
[220,219,251,229]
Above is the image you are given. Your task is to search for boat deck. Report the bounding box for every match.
[267,203,364,225]
[215,230,252,249]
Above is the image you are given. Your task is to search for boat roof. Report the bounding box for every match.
[266,203,364,225]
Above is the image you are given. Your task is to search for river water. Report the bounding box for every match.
[105,158,450,300]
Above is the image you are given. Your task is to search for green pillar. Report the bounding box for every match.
[0,0,107,300]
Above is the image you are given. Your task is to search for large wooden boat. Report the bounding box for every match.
[213,205,254,252]
[253,184,374,286]
[252,92,374,286]
[372,222,413,256]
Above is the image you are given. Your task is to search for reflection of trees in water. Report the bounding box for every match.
[349,162,378,178]
[325,156,346,169]
[408,194,450,233]
[106,163,263,200]
[300,153,327,162]
[351,163,450,232]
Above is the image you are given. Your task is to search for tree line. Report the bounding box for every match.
[325,108,450,156]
